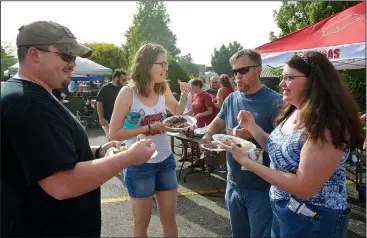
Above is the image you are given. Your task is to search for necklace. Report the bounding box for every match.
[292,110,298,124]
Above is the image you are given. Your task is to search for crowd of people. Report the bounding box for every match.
[1,20,366,238]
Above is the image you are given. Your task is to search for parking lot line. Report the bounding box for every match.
[101,188,226,204]
[102,180,356,204]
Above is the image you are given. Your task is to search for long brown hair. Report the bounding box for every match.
[274,51,364,149]
[129,43,167,97]
[219,74,234,92]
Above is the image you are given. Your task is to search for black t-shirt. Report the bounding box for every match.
[52,88,63,100]
[205,88,218,96]
[1,78,101,237]
[96,83,121,121]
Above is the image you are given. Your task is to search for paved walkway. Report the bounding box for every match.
[87,127,366,237]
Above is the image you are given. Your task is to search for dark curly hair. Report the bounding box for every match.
[274,51,364,149]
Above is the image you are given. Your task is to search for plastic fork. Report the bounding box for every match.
[233,120,242,134]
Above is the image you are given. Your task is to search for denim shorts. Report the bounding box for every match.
[271,200,350,238]
[123,154,178,198]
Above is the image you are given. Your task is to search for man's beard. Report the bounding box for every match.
[61,78,70,88]
[116,81,123,88]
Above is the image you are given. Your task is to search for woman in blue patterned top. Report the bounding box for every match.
[224,51,365,237]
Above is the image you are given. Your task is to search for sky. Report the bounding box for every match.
[1,1,282,66]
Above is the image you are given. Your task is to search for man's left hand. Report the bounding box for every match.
[99,140,121,158]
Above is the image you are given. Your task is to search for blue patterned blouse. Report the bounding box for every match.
[267,118,349,210]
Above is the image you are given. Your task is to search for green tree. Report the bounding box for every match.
[343,69,366,111]
[124,0,180,65]
[270,1,365,110]
[269,1,360,41]
[211,41,243,76]
[167,57,190,94]
[177,53,199,77]
[1,41,17,80]
[83,42,128,71]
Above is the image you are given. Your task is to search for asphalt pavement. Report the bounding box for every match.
[87,127,366,237]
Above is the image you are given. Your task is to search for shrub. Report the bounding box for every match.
[166,58,190,94]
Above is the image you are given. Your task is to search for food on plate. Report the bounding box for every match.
[218,136,237,146]
[166,116,190,128]
[111,144,129,154]
[240,140,255,149]
[202,143,225,150]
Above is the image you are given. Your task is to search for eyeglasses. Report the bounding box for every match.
[280,75,306,84]
[232,65,259,76]
[35,47,76,63]
[151,61,169,68]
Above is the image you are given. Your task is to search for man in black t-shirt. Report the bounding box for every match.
[1,21,155,237]
[96,69,128,139]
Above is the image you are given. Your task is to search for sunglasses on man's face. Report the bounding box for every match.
[35,48,76,63]
[232,65,259,76]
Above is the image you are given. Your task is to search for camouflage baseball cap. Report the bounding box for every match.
[16,21,92,58]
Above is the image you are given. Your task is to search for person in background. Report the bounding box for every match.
[96,69,128,139]
[186,78,214,128]
[109,43,190,238]
[205,75,220,96]
[225,51,365,237]
[206,74,234,172]
[203,49,282,238]
[184,79,194,113]
[213,74,234,114]
[1,20,155,238]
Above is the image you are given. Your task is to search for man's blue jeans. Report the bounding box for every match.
[225,182,272,238]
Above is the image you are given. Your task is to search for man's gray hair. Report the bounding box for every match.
[210,76,219,81]
[229,49,262,66]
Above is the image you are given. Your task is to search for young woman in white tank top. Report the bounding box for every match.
[109,43,190,237]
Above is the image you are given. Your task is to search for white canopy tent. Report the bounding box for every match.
[8,57,113,76]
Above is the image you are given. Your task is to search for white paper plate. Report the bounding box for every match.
[194,126,207,135]
[163,115,197,130]
[200,141,225,152]
[106,146,158,158]
[212,134,256,149]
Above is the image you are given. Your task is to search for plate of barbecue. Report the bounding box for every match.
[163,115,197,130]
[212,134,256,150]
[200,141,225,152]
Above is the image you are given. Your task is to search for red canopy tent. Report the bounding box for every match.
[256,2,366,70]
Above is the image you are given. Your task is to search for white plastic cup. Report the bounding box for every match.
[241,148,264,171]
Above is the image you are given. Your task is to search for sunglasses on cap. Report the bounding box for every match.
[232,65,259,76]
[26,46,76,63]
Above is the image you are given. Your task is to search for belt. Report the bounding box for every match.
[287,197,317,218]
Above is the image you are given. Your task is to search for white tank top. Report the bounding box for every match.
[122,86,171,163]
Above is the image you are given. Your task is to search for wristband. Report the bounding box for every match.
[95,145,103,159]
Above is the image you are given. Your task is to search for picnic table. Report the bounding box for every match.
[167,131,223,182]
